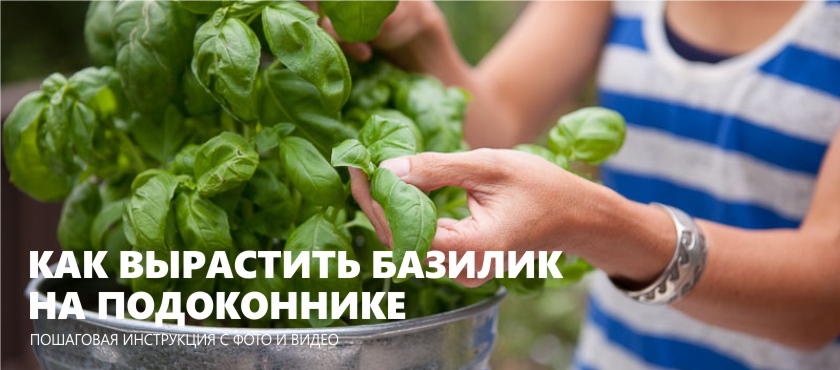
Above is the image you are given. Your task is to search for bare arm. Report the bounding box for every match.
[665,129,840,350]
[364,1,612,148]
[351,129,840,351]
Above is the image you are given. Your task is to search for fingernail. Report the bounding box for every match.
[380,158,410,178]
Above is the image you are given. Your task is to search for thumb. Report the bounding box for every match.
[379,149,509,192]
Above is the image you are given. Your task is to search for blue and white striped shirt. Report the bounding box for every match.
[574,1,840,369]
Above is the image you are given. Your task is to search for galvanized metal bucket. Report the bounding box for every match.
[27,273,505,370]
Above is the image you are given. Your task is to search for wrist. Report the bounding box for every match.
[570,186,675,288]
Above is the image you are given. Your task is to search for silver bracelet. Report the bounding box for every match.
[612,203,708,305]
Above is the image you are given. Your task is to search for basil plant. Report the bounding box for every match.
[4,0,625,328]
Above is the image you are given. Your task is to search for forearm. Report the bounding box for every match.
[676,222,840,350]
[574,188,840,350]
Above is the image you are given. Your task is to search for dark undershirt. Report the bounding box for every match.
[665,19,736,64]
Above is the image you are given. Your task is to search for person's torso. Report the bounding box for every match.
[574,1,840,369]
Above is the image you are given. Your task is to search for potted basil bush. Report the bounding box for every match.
[10,1,624,369]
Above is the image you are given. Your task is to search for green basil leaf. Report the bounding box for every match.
[175,189,233,253]
[113,0,194,120]
[254,122,295,152]
[68,66,126,116]
[91,196,133,275]
[123,169,181,248]
[170,144,201,175]
[182,68,220,117]
[60,67,129,178]
[41,73,69,97]
[394,76,468,153]
[257,64,356,153]
[370,167,436,281]
[320,1,397,42]
[103,220,131,275]
[330,139,374,177]
[207,183,245,230]
[286,212,361,328]
[194,132,259,197]
[38,82,80,176]
[130,105,191,164]
[232,229,263,252]
[2,92,73,201]
[99,178,132,204]
[347,75,390,111]
[193,11,261,123]
[548,107,626,164]
[123,169,181,297]
[39,68,128,178]
[67,102,101,166]
[262,2,351,113]
[58,179,103,253]
[241,264,279,327]
[84,0,118,66]
[91,199,126,252]
[242,162,296,238]
[359,113,422,164]
[280,136,345,207]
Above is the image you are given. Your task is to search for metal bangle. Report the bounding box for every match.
[612,203,708,305]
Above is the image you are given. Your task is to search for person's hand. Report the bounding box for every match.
[349,149,620,287]
[315,1,446,63]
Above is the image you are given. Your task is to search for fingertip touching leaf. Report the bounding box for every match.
[331,139,374,177]
[359,113,422,164]
[370,167,436,281]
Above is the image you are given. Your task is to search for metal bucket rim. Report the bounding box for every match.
[26,268,506,339]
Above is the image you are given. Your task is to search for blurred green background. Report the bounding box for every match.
[1,2,590,369]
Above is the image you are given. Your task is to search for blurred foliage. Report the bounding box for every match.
[492,282,590,370]
[1,1,589,369]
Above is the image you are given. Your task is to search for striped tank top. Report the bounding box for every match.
[573,1,840,369]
